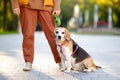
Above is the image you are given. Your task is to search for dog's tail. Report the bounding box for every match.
[96,65,102,69]
[93,63,102,69]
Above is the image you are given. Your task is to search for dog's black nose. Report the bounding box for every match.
[58,36,61,39]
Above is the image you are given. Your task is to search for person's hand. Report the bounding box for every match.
[13,8,20,16]
[53,10,61,16]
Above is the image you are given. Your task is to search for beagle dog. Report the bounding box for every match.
[54,27,100,72]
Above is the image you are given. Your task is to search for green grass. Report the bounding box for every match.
[72,31,118,35]
[70,29,120,35]
[0,31,18,35]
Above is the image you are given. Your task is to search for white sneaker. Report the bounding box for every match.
[23,62,32,71]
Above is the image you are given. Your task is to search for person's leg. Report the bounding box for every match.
[20,7,37,64]
[37,10,61,63]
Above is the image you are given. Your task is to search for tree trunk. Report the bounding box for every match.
[3,0,8,31]
[9,1,19,31]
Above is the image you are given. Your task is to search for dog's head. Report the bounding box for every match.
[54,27,71,41]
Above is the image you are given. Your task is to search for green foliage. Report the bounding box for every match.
[0,1,3,30]
[79,0,120,27]
[61,0,120,27]
[0,0,18,32]
[0,0,120,32]
[0,31,18,35]
[94,0,120,27]
[61,0,79,26]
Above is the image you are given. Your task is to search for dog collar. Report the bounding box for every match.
[58,40,69,54]
[58,40,79,56]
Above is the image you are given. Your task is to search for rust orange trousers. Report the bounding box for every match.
[20,7,61,63]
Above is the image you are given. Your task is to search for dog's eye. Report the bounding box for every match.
[62,32,65,34]
[56,31,59,34]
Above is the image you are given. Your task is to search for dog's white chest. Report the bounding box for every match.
[57,46,71,56]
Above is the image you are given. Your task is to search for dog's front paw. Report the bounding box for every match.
[60,67,66,72]
[64,69,71,72]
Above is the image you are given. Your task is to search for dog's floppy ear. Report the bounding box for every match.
[65,28,71,41]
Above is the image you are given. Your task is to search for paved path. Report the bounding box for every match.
[0,32,120,80]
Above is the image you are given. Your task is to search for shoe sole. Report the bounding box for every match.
[23,68,32,71]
